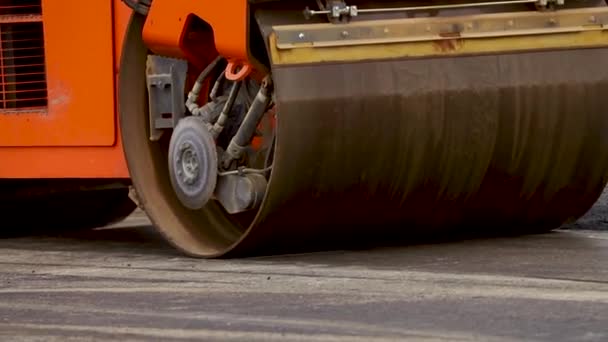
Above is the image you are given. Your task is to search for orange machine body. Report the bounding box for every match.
[0,0,252,179]
[0,0,132,178]
[142,0,255,69]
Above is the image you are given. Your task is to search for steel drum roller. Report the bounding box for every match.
[237,48,608,255]
[120,9,608,258]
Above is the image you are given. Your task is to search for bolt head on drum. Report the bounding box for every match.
[168,117,218,210]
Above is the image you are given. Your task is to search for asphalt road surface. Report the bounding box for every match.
[0,192,607,341]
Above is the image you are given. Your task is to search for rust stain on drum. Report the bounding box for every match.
[434,32,463,52]
[225,47,608,256]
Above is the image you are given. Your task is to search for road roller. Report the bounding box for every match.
[2,0,608,257]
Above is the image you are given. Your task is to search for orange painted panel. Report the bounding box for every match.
[0,0,116,147]
[142,0,249,64]
[0,1,131,178]
[0,143,128,178]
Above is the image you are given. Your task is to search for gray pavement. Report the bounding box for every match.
[0,195,608,341]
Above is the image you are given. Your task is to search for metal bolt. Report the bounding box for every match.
[548,18,556,25]
[298,33,305,39]
[466,23,473,30]
[507,20,514,27]
[341,30,349,38]
[589,16,597,23]
[383,27,390,34]
[425,25,431,32]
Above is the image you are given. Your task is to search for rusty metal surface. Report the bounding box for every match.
[120,12,608,258]
[229,47,608,256]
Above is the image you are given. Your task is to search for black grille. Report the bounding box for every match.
[0,0,47,112]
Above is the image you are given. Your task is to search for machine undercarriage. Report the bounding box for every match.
[116,0,608,257]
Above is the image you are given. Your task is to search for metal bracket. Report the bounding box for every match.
[215,173,267,214]
[278,7,608,50]
[303,0,566,21]
[145,55,188,141]
[537,0,566,7]
[305,1,358,22]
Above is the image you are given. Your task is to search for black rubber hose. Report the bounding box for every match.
[211,81,243,139]
[186,56,224,114]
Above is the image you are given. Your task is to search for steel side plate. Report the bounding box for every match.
[273,7,608,49]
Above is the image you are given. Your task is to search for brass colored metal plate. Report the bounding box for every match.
[273,7,608,49]
[269,30,608,65]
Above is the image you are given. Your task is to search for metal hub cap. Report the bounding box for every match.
[177,142,200,185]
[168,117,218,210]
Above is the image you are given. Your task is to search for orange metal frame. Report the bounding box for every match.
[0,0,257,179]
[0,0,131,178]
[142,0,262,71]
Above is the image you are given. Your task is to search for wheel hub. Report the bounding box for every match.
[168,117,218,210]
[177,142,200,185]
